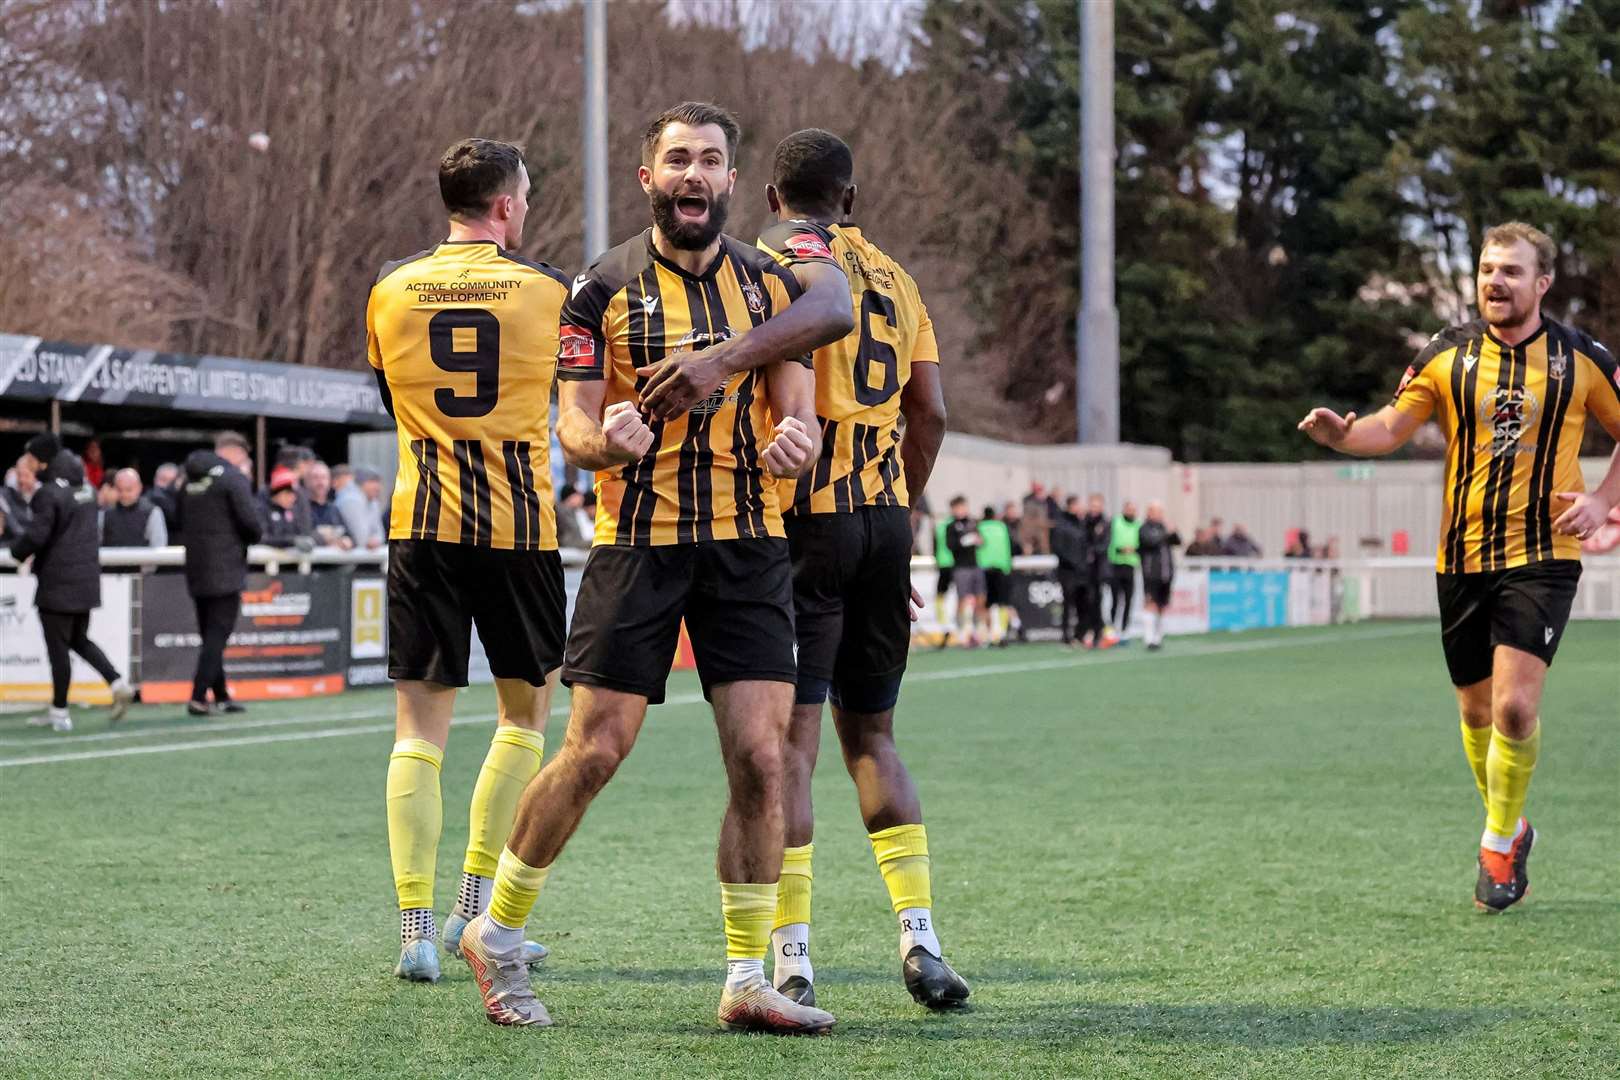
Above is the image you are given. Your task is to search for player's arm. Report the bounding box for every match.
[365,288,395,419]
[1554,342,1620,537]
[759,359,821,479]
[900,320,947,501]
[1298,404,1422,456]
[556,380,655,471]
[639,257,854,420]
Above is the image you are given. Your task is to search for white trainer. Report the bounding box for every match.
[718,972,835,1034]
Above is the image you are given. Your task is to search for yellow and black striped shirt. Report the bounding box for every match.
[758,221,939,514]
[1392,316,1620,573]
[366,240,567,550]
[557,230,808,546]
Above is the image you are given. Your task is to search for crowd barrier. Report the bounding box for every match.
[2,547,1614,705]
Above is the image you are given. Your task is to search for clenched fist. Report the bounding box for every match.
[762,416,815,478]
[602,400,656,463]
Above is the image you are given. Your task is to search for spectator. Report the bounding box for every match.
[1184,526,1222,556]
[1107,500,1141,636]
[305,461,353,549]
[97,477,117,510]
[1284,529,1313,559]
[258,467,312,549]
[274,446,315,532]
[330,463,354,496]
[179,432,262,715]
[1001,500,1025,558]
[101,467,168,548]
[1,454,39,544]
[1138,502,1182,650]
[1050,496,1087,646]
[1223,524,1262,557]
[82,437,105,488]
[149,462,183,534]
[8,433,134,732]
[1320,536,1341,559]
[943,495,987,646]
[1209,517,1226,550]
[1079,494,1113,648]
[1020,482,1052,555]
[336,466,385,550]
[555,484,592,549]
[978,504,1015,646]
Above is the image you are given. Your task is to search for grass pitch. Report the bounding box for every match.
[2,620,1615,1079]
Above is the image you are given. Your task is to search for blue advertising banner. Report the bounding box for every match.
[1208,570,1290,631]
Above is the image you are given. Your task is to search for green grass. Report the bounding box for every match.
[2,620,1616,1078]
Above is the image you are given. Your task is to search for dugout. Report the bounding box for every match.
[0,333,391,487]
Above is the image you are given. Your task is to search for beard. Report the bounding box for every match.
[1480,289,1532,330]
[650,186,729,250]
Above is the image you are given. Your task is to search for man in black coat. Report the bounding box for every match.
[178,432,262,716]
[1050,499,1087,646]
[9,433,134,732]
[1078,494,1113,649]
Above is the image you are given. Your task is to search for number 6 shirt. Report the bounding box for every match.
[366,239,569,550]
[757,220,939,516]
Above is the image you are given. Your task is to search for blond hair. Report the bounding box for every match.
[1481,221,1556,280]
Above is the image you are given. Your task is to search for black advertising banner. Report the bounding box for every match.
[1010,569,1067,641]
[140,571,350,702]
[0,333,391,428]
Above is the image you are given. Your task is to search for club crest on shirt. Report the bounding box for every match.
[740,280,767,316]
[1478,385,1540,458]
[1547,344,1568,381]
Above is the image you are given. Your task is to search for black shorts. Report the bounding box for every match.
[985,568,1011,607]
[562,538,796,705]
[787,507,913,712]
[387,539,566,688]
[935,564,954,595]
[1436,559,1581,687]
[1143,576,1173,607]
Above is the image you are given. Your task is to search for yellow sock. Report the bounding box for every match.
[773,845,813,930]
[386,738,443,911]
[1485,725,1540,843]
[488,846,551,929]
[870,823,932,913]
[721,882,777,961]
[464,727,545,879]
[1459,719,1491,812]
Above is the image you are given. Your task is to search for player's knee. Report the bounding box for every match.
[1457,699,1492,729]
[730,737,785,798]
[571,732,632,794]
[1494,693,1539,738]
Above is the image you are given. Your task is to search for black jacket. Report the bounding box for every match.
[257,492,311,549]
[179,451,262,598]
[9,450,101,612]
[0,484,35,544]
[1138,521,1182,582]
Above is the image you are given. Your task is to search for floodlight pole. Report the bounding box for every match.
[582,0,609,266]
[1078,0,1119,444]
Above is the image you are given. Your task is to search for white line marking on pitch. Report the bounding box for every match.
[0,625,1430,768]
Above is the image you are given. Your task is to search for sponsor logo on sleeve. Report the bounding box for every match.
[559,325,597,367]
[786,234,834,261]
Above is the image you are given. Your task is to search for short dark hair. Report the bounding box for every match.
[642,102,741,166]
[772,128,853,216]
[215,432,250,454]
[950,495,968,508]
[439,139,525,218]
